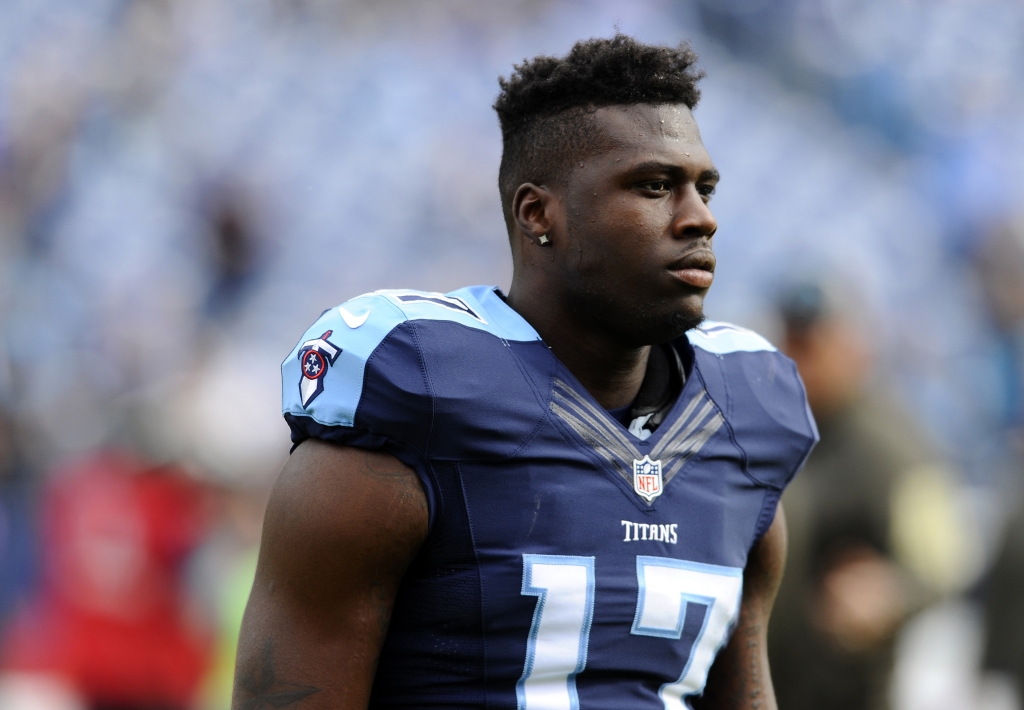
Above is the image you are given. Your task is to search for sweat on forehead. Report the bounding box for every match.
[591,104,701,146]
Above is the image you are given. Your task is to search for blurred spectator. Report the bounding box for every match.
[982,506,1024,710]
[200,190,267,323]
[0,408,38,631]
[0,452,215,710]
[978,219,1024,710]
[768,281,972,710]
[974,219,1024,462]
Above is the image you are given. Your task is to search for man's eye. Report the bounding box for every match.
[641,180,671,193]
[698,184,717,198]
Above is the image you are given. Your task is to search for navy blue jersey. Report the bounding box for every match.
[282,285,817,710]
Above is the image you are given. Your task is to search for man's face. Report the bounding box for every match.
[551,104,719,346]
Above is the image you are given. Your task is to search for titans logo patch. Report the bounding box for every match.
[298,330,341,408]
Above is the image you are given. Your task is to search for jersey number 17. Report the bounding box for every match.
[517,554,743,710]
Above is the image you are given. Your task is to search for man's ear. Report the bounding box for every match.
[512,183,556,247]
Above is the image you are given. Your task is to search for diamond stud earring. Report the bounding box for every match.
[537,234,550,246]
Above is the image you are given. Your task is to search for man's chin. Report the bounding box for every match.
[666,309,705,337]
[634,308,704,346]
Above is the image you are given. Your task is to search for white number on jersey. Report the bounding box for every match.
[632,556,744,708]
[518,554,743,710]
[517,555,596,710]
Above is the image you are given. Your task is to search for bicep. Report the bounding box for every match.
[693,504,787,710]
[233,440,429,710]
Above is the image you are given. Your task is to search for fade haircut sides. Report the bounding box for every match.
[493,34,704,235]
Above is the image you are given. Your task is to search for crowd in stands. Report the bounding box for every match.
[1,1,1024,708]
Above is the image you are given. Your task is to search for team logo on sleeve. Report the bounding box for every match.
[298,330,341,408]
[632,456,664,502]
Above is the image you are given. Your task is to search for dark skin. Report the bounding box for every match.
[234,104,787,710]
[507,104,719,408]
[693,507,786,710]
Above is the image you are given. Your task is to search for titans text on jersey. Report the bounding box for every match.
[281,285,817,710]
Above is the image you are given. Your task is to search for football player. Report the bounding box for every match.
[234,35,817,710]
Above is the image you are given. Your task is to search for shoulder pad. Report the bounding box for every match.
[373,285,541,342]
[686,321,777,355]
[282,292,409,429]
[282,285,540,429]
[691,324,817,491]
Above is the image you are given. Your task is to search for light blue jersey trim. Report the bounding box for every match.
[453,286,543,343]
[282,292,407,428]
[281,285,541,428]
[686,321,776,355]
[374,285,542,343]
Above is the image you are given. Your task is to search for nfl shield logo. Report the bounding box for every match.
[632,455,664,502]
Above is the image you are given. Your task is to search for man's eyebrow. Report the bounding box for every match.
[624,160,683,176]
[623,162,721,183]
[698,168,721,183]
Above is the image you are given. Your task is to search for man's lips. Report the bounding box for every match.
[667,249,716,289]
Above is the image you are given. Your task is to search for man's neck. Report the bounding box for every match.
[506,286,649,410]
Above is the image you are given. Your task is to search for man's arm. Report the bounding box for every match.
[693,505,788,710]
[232,439,429,710]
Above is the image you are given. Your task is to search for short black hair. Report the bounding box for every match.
[494,34,704,231]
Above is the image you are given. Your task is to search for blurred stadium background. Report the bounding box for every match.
[1,1,1024,708]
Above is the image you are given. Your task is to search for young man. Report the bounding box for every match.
[234,35,817,710]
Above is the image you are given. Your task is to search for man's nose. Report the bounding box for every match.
[671,187,717,241]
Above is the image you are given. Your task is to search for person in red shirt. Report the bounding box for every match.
[2,451,214,710]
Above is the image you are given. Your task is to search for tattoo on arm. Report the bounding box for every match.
[696,620,770,710]
[744,624,764,709]
[236,638,321,709]
[698,508,785,710]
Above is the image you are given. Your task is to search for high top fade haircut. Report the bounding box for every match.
[494,34,704,235]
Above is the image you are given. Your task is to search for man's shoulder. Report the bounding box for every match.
[686,320,777,356]
[282,285,541,432]
[685,320,818,490]
[330,285,541,346]
[685,319,803,413]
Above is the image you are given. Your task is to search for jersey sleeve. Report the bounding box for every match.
[281,293,434,466]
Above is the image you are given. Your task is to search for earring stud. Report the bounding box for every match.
[537,234,550,246]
